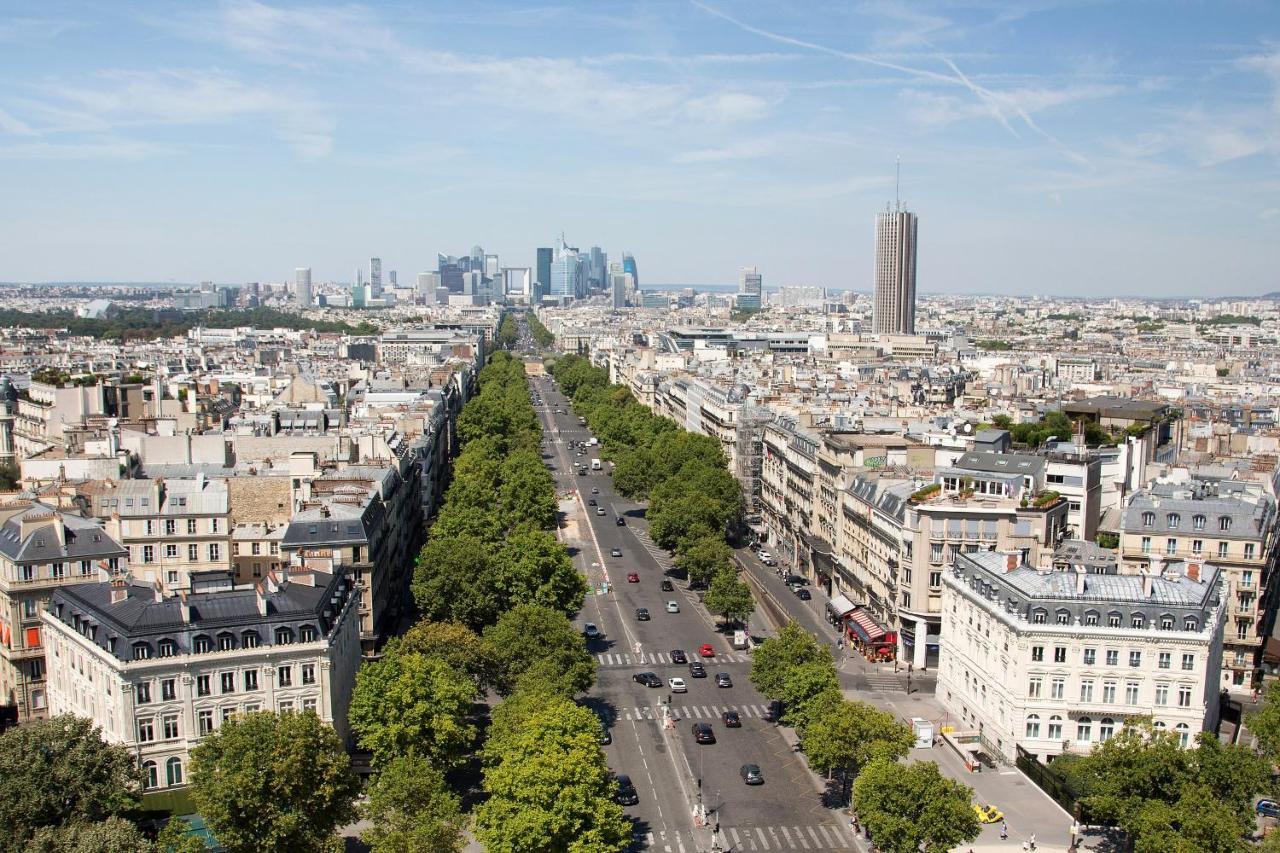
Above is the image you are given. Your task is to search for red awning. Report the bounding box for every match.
[848,607,887,643]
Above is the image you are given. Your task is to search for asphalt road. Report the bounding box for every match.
[528,372,860,853]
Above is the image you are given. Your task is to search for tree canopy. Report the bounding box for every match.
[852,758,979,853]
[484,603,596,697]
[703,567,755,626]
[750,622,833,699]
[360,754,466,853]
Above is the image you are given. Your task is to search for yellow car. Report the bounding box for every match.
[974,803,1004,824]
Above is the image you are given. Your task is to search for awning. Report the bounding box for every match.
[827,594,857,620]
[848,607,889,643]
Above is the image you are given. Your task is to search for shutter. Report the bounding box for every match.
[25,627,41,648]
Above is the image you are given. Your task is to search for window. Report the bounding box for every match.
[197,675,210,696]
[193,635,212,653]
[1056,609,1071,625]
[1193,514,1206,530]
[244,670,258,691]
[1077,717,1092,742]
[278,666,292,687]
[1125,682,1139,704]
[1028,676,1042,698]
[299,624,317,643]
[1031,645,1044,662]
[1132,613,1146,629]
[1155,683,1169,705]
[1129,651,1142,667]
[251,542,261,556]
[208,544,221,561]
[158,639,178,658]
[1182,653,1195,671]
[1243,570,1255,588]
[137,718,155,743]
[211,518,220,533]
[1176,723,1191,747]
[242,630,259,648]
[19,564,33,581]
[1159,652,1171,669]
[279,700,294,713]
[165,519,176,536]
[1140,536,1151,554]
[1032,608,1047,625]
[163,714,179,739]
[1083,611,1099,627]
[1219,516,1232,532]
[1099,718,1115,742]
[161,679,176,701]
[1047,716,1062,740]
[929,571,942,588]
[145,520,155,536]
[930,542,943,563]
[1184,617,1198,631]
[142,546,155,564]
[221,708,235,724]
[302,698,317,712]
[1142,512,1155,527]
[1051,677,1065,700]
[166,757,183,787]
[220,672,235,694]
[1159,615,1173,630]
[133,642,151,660]
[1218,542,1229,558]
[1165,538,1177,555]
[1106,649,1119,666]
[1054,646,1067,663]
[166,570,178,584]
[143,761,158,790]
[198,709,214,736]
[1102,681,1116,703]
[301,664,315,685]
[1167,513,1179,529]
[51,562,64,579]
[217,633,235,651]
[22,598,38,619]
[1108,612,1122,628]
[1025,715,1041,738]
[1080,680,1094,702]
[1177,685,1192,707]
[135,682,152,704]
[1192,539,1203,554]
[188,519,197,535]
[275,627,294,645]
[1083,648,1096,665]
[188,544,198,562]
[1246,543,1256,560]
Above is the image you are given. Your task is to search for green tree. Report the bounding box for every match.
[750,622,832,699]
[775,660,841,728]
[492,529,586,618]
[392,620,500,692]
[475,698,629,853]
[189,711,359,853]
[348,652,478,767]
[360,754,466,853]
[803,699,915,803]
[702,568,755,626]
[852,758,979,853]
[676,535,734,588]
[484,604,596,696]
[0,461,20,491]
[26,816,152,853]
[155,817,209,853]
[0,715,143,847]
[411,535,498,629]
[647,493,725,552]
[1128,784,1250,853]
[1248,680,1280,763]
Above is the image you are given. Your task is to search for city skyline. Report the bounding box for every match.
[0,2,1277,296]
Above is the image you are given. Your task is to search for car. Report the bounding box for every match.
[699,644,716,657]
[794,588,812,601]
[616,517,625,526]
[636,608,650,621]
[660,579,674,591]
[591,487,599,494]
[691,723,716,744]
[669,677,687,693]
[627,572,640,583]
[761,558,776,567]
[599,727,612,745]
[716,672,733,688]
[1259,799,1280,818]
[611,548,622,557]
[666,600,679,613]
[588,498,597,506]
[740,763,764,785]
[583,623,600,639]
[785,575,807,587]
[763,699,783,722]
[596,507,606,516]
[670,649,688,664]
[689,662,707,678]
[633,671,661,687]
[757,551,772,561]
[973,804,1004,824]
[614,774,639,806]
[722,710,742,727]
[749,541,761,551]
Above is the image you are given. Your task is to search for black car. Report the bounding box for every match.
[588,498,597,506]
[794,588,812,601]
[616,517,625,526]
[599,727,612,745]
[715,672,732,688]
[740,763,764,785]
[633,671,662,688]
[763,700,783,722]
[660,579,675,591]
[670,649,688,664]
[636,608,651,621]
[722,710,742,727]
[692,723,716,745]
[614,774,639,805]
[689,662,707,678]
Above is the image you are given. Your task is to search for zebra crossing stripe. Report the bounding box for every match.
[816,826,836,846]
[806,826,822,846]
[756,827,769,849]
[793,826,810,849]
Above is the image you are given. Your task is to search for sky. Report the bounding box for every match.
[0,1,1277,297]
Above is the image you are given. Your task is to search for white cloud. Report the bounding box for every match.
[0,107,35,136]
[672,138,778,163]
[0,138,170,161]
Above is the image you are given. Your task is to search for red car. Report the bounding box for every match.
[627,572,640,583]
[699,643,716,657]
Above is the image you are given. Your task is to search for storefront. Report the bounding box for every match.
[826,594,856,628]
[846,607,896,662]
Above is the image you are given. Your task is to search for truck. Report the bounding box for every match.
[586,437,598,446]
[591,458,602,471]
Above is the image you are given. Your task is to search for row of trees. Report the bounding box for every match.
[527,312,554,348]
[494,313,519,349]
[750,624,981,853]
[0,306,379,341]
[549,354,753,625]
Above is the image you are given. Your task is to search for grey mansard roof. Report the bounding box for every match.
[0,503,127,564]
[1121,481,1273,540]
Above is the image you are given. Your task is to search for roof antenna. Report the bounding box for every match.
[895,155,901,212]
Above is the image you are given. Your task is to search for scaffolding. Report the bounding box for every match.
[735,405,775,517]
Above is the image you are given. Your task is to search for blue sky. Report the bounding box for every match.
[0,1,1277,296]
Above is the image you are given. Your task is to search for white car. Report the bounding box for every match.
[666,600,680,613]
[669,677,688,693]
[758,551,772,561]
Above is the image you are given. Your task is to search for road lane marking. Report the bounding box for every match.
[806,826,822,846]
[779,826,793,847]
[816,825,836,846]
[793,826,810,849]
[756,827,769,849]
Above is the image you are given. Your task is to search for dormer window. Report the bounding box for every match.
[1141,512,1155,528]
[217,632,236,651]
[275,627,294,645]
[193,635,212,654]
[132,642,152,660]
[299,624,317,643]
[157,639,178,658]
[1192,515,1206,530]
[1220,516,1232,531]
[1031,608,1047,624]
[1184,617,1198,631]
[1131,613,1146,629]
[1055,609,1071,625]
[242,630,260,648]
[1159,615,1174,630]
[34,538,44,548]
[1166,513,1179,529]
[1083,610,1099,626]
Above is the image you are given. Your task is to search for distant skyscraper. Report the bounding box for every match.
[470,245,484,274]
[737,265,762,311]
[294,267,312,307]
[588,246,606,290]
[611,272,627,308]
[873,208,918,335]
[536,247,553,290]
[622,253,638,289]
[388,270,397,287]
[369,257,382,295]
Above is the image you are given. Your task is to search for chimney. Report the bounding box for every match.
[178,590,191,623]
[1187,562,1201,582]
[1005,552,1019,572]
[1140,568,1153,598]
[1075,566,1087,594]
[255,581,268,616]
[109,573,129,605]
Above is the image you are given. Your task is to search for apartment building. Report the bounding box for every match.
[12,380,107,457]
[42,567,360,790]
[760,416,818,575]
[1120,479,1279,693]
[0,501,127,722]
[939,550,1223,763]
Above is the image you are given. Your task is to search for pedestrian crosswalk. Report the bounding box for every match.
[597,651,751,666]
[639,823,857,851]
[616,702,770,721]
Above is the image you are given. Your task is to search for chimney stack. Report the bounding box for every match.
[255,581,268,616]
[109,573,129,604]
[1140,568,1153,598]
[1187,562,1201,582]
[152,580,165,603]
[1075,566,1087,594]
[1006,552,1019,572]
[178,590,191,623]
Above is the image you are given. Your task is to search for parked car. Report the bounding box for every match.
[591,487,599,494]
[599,726,612,745]
[660,579,675,591]
[614,774,639,805]
[691,723,716,744]
[1258,799,1280,818]
[699,644,716,657]
[633,672,661,688]
[716,672,733,688]
[596,507,606,516]
[973,804,1003,824]
[740,763,764,785]
[635,607,650,621]
[627,572,640,583]
[670,649,688,664]
[794,588,812,601]
[583,623,600,639]
[666,600,680,613]
[588,498,597,506]
[722,710,742,727]
[689,662,707,678]
[669,677,687,693]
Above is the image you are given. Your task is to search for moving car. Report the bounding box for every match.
[666,600,679,613]
[973,804,1004,824]
[722,710,741,727]
[591,487,599,494]
[699,644,716,657]
[635,607,650,621]
[588,498,597,506]
[688,662,707,678]
[670,649,687,664]
[1258,799,1280,818]
[660,579,675,591]
[633,672,662,688]
[614,774,639,806]
[627,572,640,583]
[611,548,622,557]
[794,588,812,601]
[740,763,764,785]
[616,517,625,526]
[599,727,612,745]
[715,672,732,688]
[786,575,807,588]
[596,507,606,516]
[583,623,600,639]
[691,723,716,744]
[669,677,687,693]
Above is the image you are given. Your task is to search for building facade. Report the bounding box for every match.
[873,209,918,335]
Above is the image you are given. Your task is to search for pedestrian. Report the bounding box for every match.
[1000,821,1008,840]
[1029,833,1036,850]
[1022,842,1029,852]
